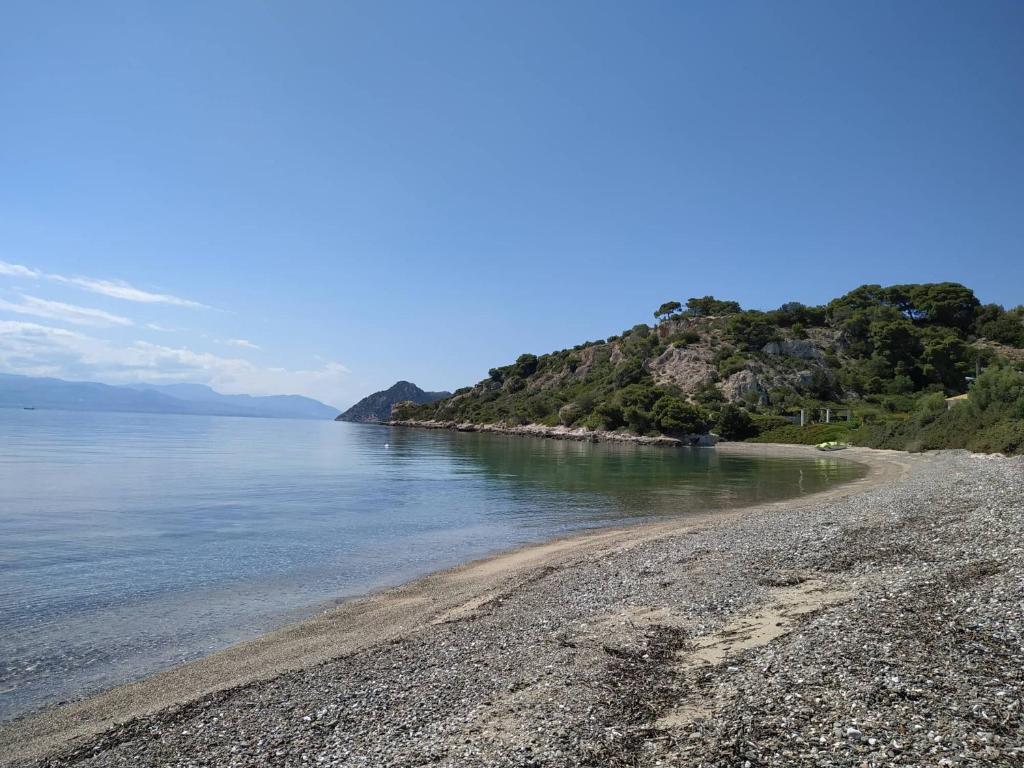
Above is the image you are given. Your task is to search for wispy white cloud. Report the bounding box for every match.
[0,321,348,406]
[226,338,261,350]
[0,260,205,308]
[145,322,174,332]
[0,261,42,278]
[0,295,134,327]
[48,276,206,308]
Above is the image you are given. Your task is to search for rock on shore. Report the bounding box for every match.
[8,450,1023,767]
[388,418,717,447]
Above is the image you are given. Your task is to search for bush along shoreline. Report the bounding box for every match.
[394,283,1024,455]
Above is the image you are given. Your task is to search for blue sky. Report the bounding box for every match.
[1,1,1021,408]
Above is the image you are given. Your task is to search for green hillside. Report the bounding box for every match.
[396,283,1024,455]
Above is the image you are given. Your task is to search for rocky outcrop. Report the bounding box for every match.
[719,361,833,404]
[649,346,718,394]
[721,369,768,402]
[336,381,451,423]
[573,345,605,380]
[389,419,717,447]
[761,339,823,360]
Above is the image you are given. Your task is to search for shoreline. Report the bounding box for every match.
[386,418,718,446]
[0,442,900,765]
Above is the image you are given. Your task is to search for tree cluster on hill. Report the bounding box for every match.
[395,283,1024,454]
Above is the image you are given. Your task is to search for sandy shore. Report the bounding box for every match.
[4,444,1021,766]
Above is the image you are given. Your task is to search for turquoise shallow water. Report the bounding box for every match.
[0,409,864,720]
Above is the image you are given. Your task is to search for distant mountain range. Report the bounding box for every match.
[336,381,450,423]
[0,374,339,420]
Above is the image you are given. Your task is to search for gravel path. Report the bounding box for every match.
[5,448,1022,767]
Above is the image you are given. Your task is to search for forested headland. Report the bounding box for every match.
[396,284,1024,455]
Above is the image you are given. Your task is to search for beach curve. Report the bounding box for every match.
[0,443,907,765]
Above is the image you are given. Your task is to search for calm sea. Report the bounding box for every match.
[0,409,864,720]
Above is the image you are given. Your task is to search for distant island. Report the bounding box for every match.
[395,283,1024,455]
[336,381,450,423]
[0,374,339,420]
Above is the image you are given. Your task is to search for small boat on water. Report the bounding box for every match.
[23,406,35,410]
[816,441,849,451]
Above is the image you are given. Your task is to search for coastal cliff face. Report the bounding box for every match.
[336,381,450,423]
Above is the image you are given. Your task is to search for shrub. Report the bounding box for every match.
[623,405,652,433]
[746,423,850,445]
[651,396,707,435]
[391,401,418,420]
[806,369,837,400]
[968,420,1024,454]
[915,392,948,425]
[727,311,780,351]
[694,383,726,408]
[667,330,701,347]
[613,358,646,387]
[969,365,1024,418]
[558,402,581,426]
[848,366,1024,455]
[514,353,539,377]
[595,401,624,430]
[715,404,755,440]
[717,354,748,378]
[771,301,827,328]
[978,311,1024,347]
[750,414,794,434]
[575,391,598,414]
[526,396,555,421]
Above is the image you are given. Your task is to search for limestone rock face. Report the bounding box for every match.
[762,339,823,360]
[574,346,602,380]
[649,346,717,394]
[796,370,815,388]
[721,369,767,402]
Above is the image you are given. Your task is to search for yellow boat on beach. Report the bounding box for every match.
[816,441,849,451]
